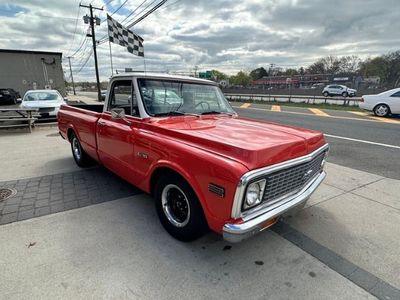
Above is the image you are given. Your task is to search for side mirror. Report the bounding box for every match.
[111,108,125,119]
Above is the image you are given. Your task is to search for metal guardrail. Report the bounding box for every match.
[0,108,39,132]
[224,93,361,106]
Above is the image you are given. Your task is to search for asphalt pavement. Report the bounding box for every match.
[231,102,400,180]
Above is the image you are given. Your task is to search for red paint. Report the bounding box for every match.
[58,105,326,233]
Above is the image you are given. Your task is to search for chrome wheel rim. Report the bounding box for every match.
[161,184,190,227]
[375,105,388,116]
[72,137,81,161]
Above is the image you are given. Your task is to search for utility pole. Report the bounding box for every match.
[67,57,76,95]
[81,3,103,101]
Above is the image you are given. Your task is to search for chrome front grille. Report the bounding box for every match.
[262,151,326,205]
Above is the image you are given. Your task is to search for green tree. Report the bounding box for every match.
[384,51,400,87]
[282,68,299,76]
[211,69,228,81]
[230,71,251,86]
[249,67,268,80]
[359,57,388,81]
[306,55,361,74]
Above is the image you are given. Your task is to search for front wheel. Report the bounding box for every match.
[70,132,93,167]
[373,104,390,117]
[342,92,348,97]
[155,174,208,242]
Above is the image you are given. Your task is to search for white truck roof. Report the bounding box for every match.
[111,72,217,85]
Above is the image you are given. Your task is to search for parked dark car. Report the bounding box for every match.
[0,88,21,105]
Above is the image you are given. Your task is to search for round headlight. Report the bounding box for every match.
[245,179,266,208]
[246,183,260,206]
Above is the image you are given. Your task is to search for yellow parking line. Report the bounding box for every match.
[348,111,400,124]
[348,111,369,116]
[309,108,330,117]
[368,116,400,124]
[240,103,251,108]
[271,105,281,112]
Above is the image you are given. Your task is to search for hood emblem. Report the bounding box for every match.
[303,169,313,179]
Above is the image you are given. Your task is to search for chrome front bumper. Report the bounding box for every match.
[223,170,326,243]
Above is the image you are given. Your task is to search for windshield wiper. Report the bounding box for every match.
[201,111,234,116]
[153,111,199,117]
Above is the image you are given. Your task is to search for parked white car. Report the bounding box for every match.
[322,84,357,97]
[21,90,66,118]
[360,88,400,117]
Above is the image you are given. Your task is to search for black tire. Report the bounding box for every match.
[323,91,329,97]
[373,104,390,117]
[154,174,209,242]
[69,132,93,167]
[342,92,348,97]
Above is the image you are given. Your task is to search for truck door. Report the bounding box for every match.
[96,79,141,183]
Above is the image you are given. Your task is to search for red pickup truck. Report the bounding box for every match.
[58,73,328,243]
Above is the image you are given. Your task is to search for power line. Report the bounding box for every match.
[110,0,130,16]
[66,4,82,56]
[69,27,91,57]
[127,0,167,28]
[124,0,159,27]
[120,0,148,25]
[75,49,93,74]
[159,0,183,11]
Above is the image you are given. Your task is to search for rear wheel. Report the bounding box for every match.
[70,132,93,167]
[155,174,208,242]
[323,91,329,97]
[373,104,390,117]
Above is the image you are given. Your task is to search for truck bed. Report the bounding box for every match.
[58,104,102,162]
[68,103,104,113]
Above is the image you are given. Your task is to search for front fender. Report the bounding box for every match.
[145,157,248,234]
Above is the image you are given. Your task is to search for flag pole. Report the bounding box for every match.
[109,40,114,76]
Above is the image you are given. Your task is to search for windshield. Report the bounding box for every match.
[137,79,235,116]
[24,92,61,101]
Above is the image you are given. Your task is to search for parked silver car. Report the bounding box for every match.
[21,90,66,118]
[322,84,357,97]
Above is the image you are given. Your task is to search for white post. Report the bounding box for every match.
[109,40,114,76]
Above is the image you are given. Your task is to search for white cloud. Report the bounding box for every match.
[0,0,398,81]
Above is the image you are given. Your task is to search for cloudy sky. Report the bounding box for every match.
[0,0,399,81]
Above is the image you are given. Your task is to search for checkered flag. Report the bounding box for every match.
[107,14,144,57]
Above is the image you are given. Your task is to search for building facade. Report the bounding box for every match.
[0,49,65,96]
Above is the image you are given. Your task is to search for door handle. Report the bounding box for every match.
[98,121,106,126]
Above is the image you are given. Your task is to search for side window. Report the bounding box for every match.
[108,80,139,117]
[390,91,400,97]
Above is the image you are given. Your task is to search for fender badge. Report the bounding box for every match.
[137,152,148,159]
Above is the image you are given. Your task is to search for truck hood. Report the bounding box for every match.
[147,115,326,170]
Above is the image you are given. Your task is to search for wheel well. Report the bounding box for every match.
[67,128,75,142]
[150,167,186,196]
